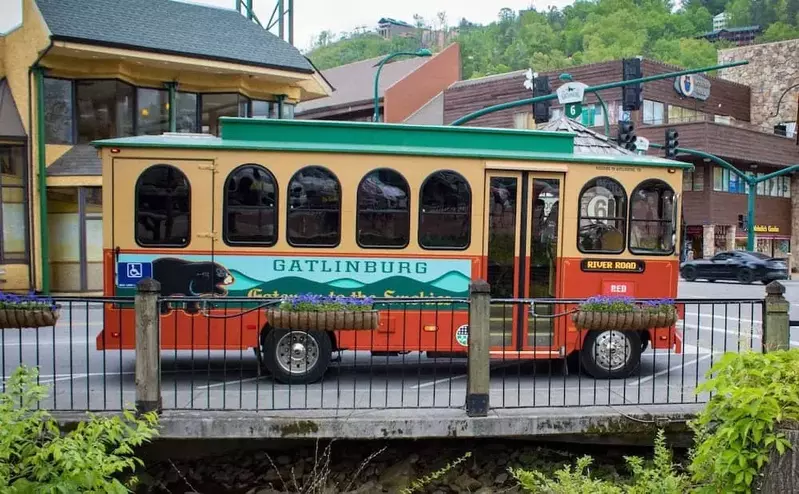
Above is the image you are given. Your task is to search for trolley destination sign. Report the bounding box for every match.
[580,259,646,273]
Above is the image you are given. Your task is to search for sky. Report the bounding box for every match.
[0,0,575,52]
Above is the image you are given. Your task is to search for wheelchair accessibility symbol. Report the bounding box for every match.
[117,261,153,288]
[127,263,142,278]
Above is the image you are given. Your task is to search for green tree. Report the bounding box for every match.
[760,21,799,40]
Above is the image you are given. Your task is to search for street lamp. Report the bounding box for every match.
[373,49,433,122]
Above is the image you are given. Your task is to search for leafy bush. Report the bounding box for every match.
[0,366,159,493]
[279,294,374,312]
[689,350,799,493]
[510,429,689,494]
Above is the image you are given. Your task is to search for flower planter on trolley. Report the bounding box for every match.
[265,309,379,331]
[572,309,677,331]
[0,306,61,329]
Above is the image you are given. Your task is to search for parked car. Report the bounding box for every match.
[680,251,789,284]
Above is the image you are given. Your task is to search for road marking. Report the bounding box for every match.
[684,311,761,325]
[411,374,467,390]
[631,353,715,386]
[682,322,799,346]
[194,376,261,390]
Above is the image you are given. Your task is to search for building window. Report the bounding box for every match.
[251,100,273,118]
[578,177,627,253]
[223,164,278,246]
[668,105,706,124]
[43,78,74,144]
[419,170,471,249]
[682,169,704,191]
[287,166,341,247]
[75,80,135,143]
[137,87,169,136]
[580,104,605,127]
[629,179,675,255]
[513,112,533,129]
[176,92,198,133]
[281,103,296,120]
[552,108,563,120]
[357,168,410,248]
[0,145,28,261]
[642,100,664,125]
[135,164,190,247]
[201,93,247,136]
[713,166,746,193]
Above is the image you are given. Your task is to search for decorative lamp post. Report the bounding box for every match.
[373,49,433,122]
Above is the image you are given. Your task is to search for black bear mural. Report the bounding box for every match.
[151,258,235,313]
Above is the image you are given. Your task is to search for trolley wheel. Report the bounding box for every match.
[580,330,641,379]
[681,266,697,282]
[262,328,332,384]
[737,268,754,284]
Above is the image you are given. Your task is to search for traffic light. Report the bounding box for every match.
[617,120,637,151]
[532,75,551,123]
[622,58,642,111]
[665,128,679,159]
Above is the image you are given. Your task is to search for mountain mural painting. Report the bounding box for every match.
[114,254,473,300]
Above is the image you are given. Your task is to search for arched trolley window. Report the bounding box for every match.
[629,179,676,255]
[223,164,278,246]
[419,170,471,250]
[135,164,191,247]
[287,166,341,247]
[577,177,627,254]
[357,168,410,248]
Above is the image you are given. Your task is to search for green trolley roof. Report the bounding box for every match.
[94,117,691,169]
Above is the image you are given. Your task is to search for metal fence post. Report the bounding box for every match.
[764,281,790,353]
[135,278,161,413]
[466,279,490,417]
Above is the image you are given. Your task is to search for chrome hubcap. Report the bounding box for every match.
[592,331,631,372]
[276,332,319,374]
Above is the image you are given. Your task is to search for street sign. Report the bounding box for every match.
[634,136,650,151]
[556,82,588,105]
[117,261,153,288]
[565,102,582,119]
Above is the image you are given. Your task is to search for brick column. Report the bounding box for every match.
[703,224,715,259]
[726,225,737,251]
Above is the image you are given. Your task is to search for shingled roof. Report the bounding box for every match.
[35,0,314,73]
[539,116,635,156]
[47,145,101,176]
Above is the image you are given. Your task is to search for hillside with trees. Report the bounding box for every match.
[307,0,799,79]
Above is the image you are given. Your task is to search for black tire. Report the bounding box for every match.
[580,330,642,379]
[682,266,697,282]
[262,328,332,384]
[737,268,754,284]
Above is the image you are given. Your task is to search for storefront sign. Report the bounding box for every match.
[753,225,780,233]
[580,259,646,273]
[674,74,711,101]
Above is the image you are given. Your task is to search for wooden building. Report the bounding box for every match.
[441,59,799,261]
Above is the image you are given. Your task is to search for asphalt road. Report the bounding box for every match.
[1,279,795,412]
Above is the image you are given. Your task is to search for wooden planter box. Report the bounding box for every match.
[0,306,61,329]
[572,310,677,331]
[266,309,379,331]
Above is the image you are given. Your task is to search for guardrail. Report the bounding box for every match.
[0,281,790,415]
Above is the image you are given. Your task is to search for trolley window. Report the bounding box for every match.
[419,170,471,249]
[629,179,676,255]
[223,164,278,246]
[135,164,190,247]
[577,177,627,254]
[357,168,410,248]
[287,166,341,247]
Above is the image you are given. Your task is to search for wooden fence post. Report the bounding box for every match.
[466,279,490,417]
[764,281,790,353]
[135,278,161,414]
